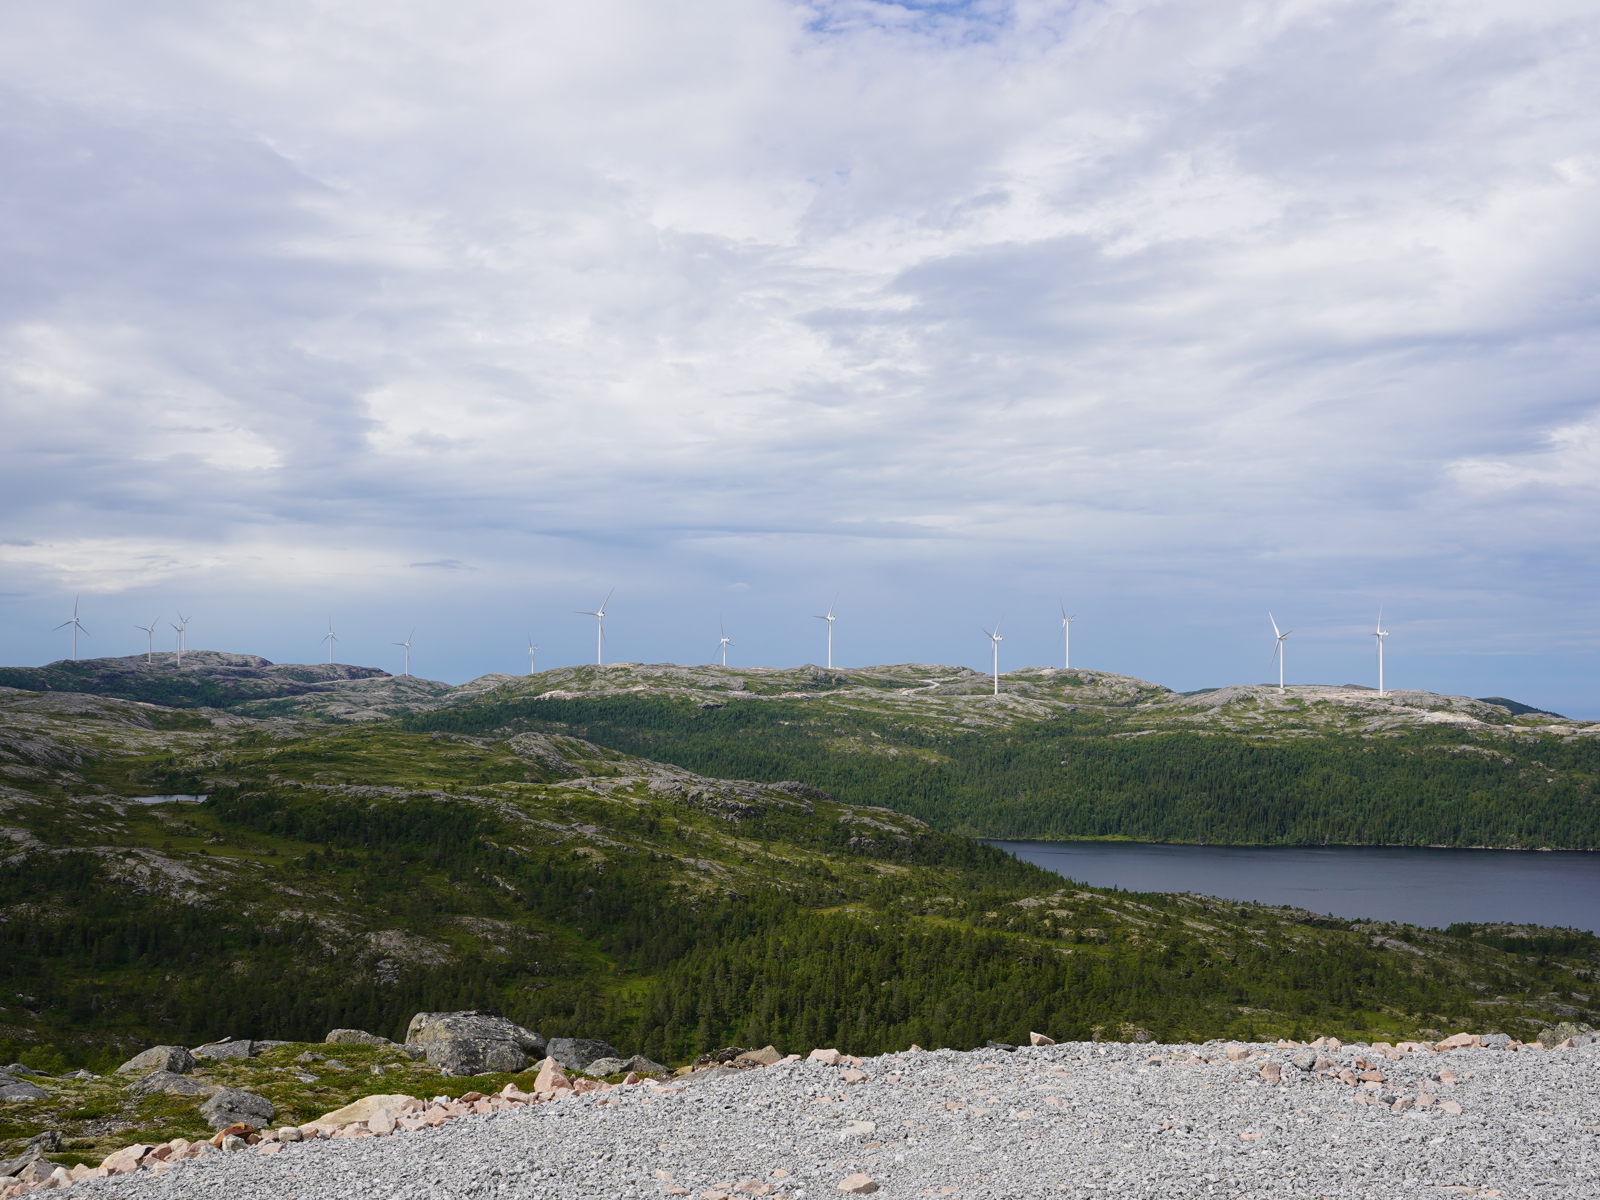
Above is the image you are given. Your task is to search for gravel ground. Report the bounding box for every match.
[55,1040,1600,1200]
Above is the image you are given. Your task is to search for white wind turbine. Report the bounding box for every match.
[1060,602,1075,670]
[715,619,732,667]
[1373,610,1389,697]
[392,629,414,676]
[322,617,339,665]
[575,589,613,666]
[170,612,191,667]
[984,620,1003,696]
[134,618,159,664]
[812,597,838,669]
[527,638,538,676]
[55,596,90,661]
[1269,613,1291,694]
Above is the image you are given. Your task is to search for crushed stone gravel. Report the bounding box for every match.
[54,1040,1600,1199]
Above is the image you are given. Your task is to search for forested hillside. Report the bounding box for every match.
[406,690,1600,849]
[3,680,1597,1077]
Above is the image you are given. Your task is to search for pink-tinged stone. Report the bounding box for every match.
[1259,1063,1282,1083]
[1313,1057,1335,1072]
[369,1109,397,1135]
[1440,1100,1463,1115]
[534,1057,572,1093]
[1416,1093,1438,1107]
[1392,1097,1414,1113]
[1439,1069,1459,1086]
[702,1191,731,1200]
[1225,1046,1249,1061]
[1359,1070,1386,1083]
[624,1072,643,1085]
[1435,1033,1477,1050]
[1338,1069,1358,1086]
[1239,1131,1262,1141]
[424,1107,450,1127]
[398,1116,428,1132]
[840,1069,868,1084]
[256,1143,285,1155]
[663,1189,689,1197]
[771,1170,791,1180]
[654,1170,675,1181]
[399,1097,427,1113]
[471,1100,493,1115]
[1029,1032,1056,1046]
[836,1173,878,1194]
[809,1048,842,1065]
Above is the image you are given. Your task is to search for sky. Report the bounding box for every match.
[1,0,1598,714]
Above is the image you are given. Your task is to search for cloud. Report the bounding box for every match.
[0,0,1598,707]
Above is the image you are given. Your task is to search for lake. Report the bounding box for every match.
[986,839,1600,933]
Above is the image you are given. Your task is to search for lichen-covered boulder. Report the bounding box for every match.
[545,1037,620,1073]
[425,1039,529,1076]
[124,1070,211,1097]
[198,1087,275,1130]
[325,1029,392,1046]
[405,1011,544,1076]
[116,1045,198,1076]
[192,1039,257,1062]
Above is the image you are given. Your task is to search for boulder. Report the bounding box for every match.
[623,1054,668,1074]
[405,1011,545,1055]
[305,1094,418,1131]
[116,1046,198,1076]
[0,1072,49,1102]
[533,1057,571,1093]
[124,1070,212,1097]
[733,1046,782,1067]
[1029,1032,1056,1047]
[193,1039,257,1062]
[0,1132,59,1179]
[582,1057,629,1077]
[425,1039,528,1076]
[1536,1021,1594,1048]
[545,1037,620,1073]
[325,1029,392,1046]
[198,1087,275,1130]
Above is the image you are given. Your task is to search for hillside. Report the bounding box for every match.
[404,664,1600,849]
[2,675,1599,1089]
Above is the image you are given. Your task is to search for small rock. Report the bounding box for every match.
[1434,1032,1478,1050]
[1290,1052,1317,1072]
[808,1048,842,1065]
[1225,1046,1250,1061]
[1029,1032,1056,1046]
[534,1057,572,1093]
[984,1040,1017,1052]
[836,1172,878,1193]
[199,1088,275,1130]
[840,1069,868,1084]
[326,1029,393,1046]
[294,1051,325,1063]
[305,1094,418,1131]
[1440,1100,1463,1115]
[220,1135,247,1153]
[733,1046,783,1067]
[1259,1063,1282,1084]
[277,1127,303,1143]
[116,1045,198,1076]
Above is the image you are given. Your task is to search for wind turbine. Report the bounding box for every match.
[812,597,838,669]
[1060,602,1075,670]
[527,638,538,676]
[1269,613,1291,694]
[575,589,612,666]
[392,629,414,676]
[54,597,90,661]
[170,612,191,667]
[134,618,159,664]
[322,617,338,665]
[1373,610,1389,697]
[715,619,732,667]
[984,620,1003,696]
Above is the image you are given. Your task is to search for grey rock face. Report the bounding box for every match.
[117,1045,199,1076]
[624,1054,668,1074]
[193,1038,257,1061]
[198,1087,275,1130]
[1291,1051,1318,1071]
[424,1039,528,1077]
[405,1011,545,1055]
[325,1028,392,1046]
[545,1037,620,1073]
[0,1132,59,1179]
[124,1070,212,1097]
[1481,1033,1513,1049]
[0,1072,49,1102]
[581,1057,629,1077]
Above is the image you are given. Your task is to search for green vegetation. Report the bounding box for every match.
[403,693,1600,848]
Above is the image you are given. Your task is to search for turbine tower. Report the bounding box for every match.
[170,612,191,667]
[984,621,1003,696]
[1373,610,1389,697]
[812,597,838,669]
[134,618,159,663]
[392,629,414,676]
[527,638,538,676]
[322,617,338,665]
[54,597,90,661]
[716,619,732,667]
[1269,612,1291,694]
[575,589,612,666]
[1060,602,1075,670]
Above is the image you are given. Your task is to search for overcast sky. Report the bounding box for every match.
[2,0,1597,712]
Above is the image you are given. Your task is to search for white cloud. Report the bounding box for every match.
[0,0,1598,702]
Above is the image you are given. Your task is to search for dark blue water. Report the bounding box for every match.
[986,840,1600,933]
